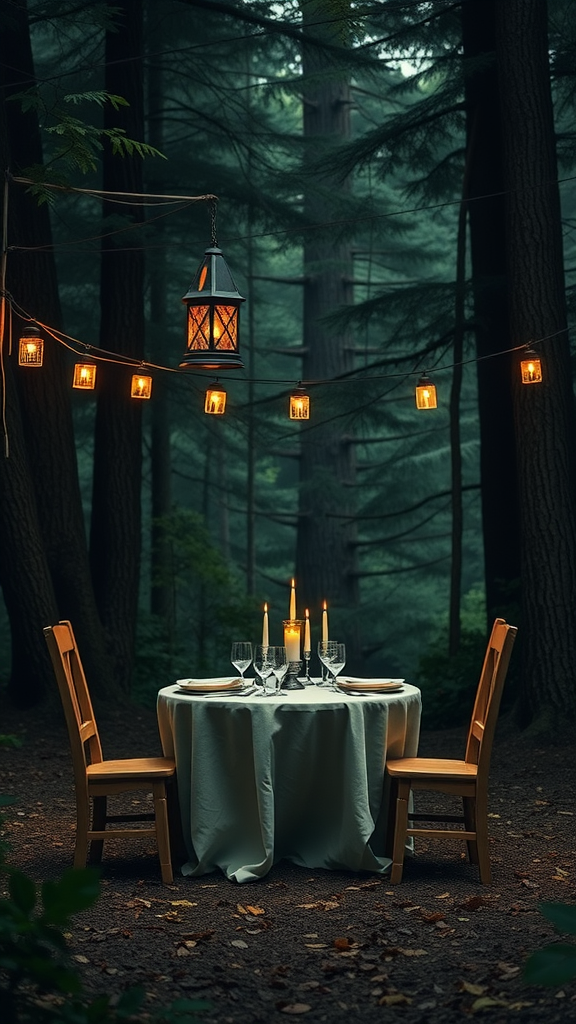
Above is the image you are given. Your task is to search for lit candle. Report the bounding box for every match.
[289,578,296,620]
[322,600,328,642]
[304,609,311,653]
[262,602,269,647]
[284,622,301,662]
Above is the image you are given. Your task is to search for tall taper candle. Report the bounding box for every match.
[290,578,296,620]
[262,602,269,646]
[304,608,311,653]
[322,600,328,642]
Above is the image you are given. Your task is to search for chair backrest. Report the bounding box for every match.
[43,621,104,789]
[464,618,517,773]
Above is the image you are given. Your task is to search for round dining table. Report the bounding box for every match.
[156,681,421,883]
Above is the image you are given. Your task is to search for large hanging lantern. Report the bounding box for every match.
[180,246,245,371]
[520,346,543,385]
[415,373,437,409]
[18,325,44,366]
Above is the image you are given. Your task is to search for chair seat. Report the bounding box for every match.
[386,757,478,780]
[87,757,176,782]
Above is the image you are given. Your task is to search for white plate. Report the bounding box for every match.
[337,676,405,693]
[175,677,243,694]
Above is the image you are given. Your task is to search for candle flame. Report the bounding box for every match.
[305,608,309,617]
[264,602,268,612]
[323,600,327,610]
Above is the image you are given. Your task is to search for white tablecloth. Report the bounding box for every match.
[156,682,421,882]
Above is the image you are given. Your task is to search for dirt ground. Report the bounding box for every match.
[1,697,576,1024]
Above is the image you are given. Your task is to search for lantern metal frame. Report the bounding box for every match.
[131,373,153,399]
[180,244,245,371]
[289,384,310,420]
[520,346,543,385]
[18,325,44,366]
[73,361,97,390]
[415,372,437,410]
[204,380,227,415]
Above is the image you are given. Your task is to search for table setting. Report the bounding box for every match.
[156,578,422,882]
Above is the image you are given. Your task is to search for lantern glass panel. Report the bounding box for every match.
[187,305,211,350]
[520,356,542,384]
[73,363,97,389]
[213,305,238,350]
[131,374,152,399]
[290,393,310,419]
[19,336,44,366]
[415,382,437,409]
[204,387,226,415]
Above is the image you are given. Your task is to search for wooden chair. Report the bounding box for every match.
[386,618,518,884]
[43,620,176,883]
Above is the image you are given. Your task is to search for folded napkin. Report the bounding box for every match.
[337,676,405,692]
[176,677,243,692]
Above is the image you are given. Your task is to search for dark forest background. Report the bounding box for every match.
[1,0,575,731]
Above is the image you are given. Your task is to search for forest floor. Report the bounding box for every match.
[1,698,576,1024]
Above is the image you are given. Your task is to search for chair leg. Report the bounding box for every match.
[166,778,187,864]
[74,796,91,869]
[89,796,107,865]
[463,796,479,865]
[153,782,173,884]
[474,790,491,884]
[390,780,411,884]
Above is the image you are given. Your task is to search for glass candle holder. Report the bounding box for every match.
[282,619,304,690]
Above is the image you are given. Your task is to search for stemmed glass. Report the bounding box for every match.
[269,646,289,694]
[231,641,253,680]
[329,643,346,690]
[318,641,346,690]
[253,644,275,695]
[318,641,338,687]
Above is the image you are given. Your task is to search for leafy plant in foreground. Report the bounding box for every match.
[524,903,576,986]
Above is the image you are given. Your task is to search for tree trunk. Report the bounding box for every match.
[495,0,576,726]
[0,0,114,703]
[90,0,145,692]
[296,0,359,659]
[461,0,521,629]
[146,13,174,627]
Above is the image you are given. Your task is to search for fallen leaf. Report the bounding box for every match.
[459,896,488,911]
[434,893,451,900]
[460,981,488,996]
[420,911,445,923]
[72,955,89,964]
[170,900,197,908]
[231,939,249,948]
[246,905,265,915]
[278,1003,311,1014]
[333,938,352,950]
[471,996,509,1011]
[379,993,412,1006]
[304,943,328,949]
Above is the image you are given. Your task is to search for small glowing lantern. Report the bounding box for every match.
[18,325,44,366]
[204,381,227,415]
[520,347,542,385]
[180,246,245,371]
[131,373,152,399]
[73,362,97,390]
[289,385,310,420]
[415,373,437,410]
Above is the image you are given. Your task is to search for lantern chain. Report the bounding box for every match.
[210,198,218,248]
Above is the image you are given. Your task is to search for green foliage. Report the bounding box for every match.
[415,587,487,728]
[133,509,261,701]
[9,89,165,201]
[524,903,576,986]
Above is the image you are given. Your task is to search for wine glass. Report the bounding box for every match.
[318,640,338,687]
[269,646,289,693]
[231,641,253,680]
[253,644,275,695]
[329,643,346,690]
